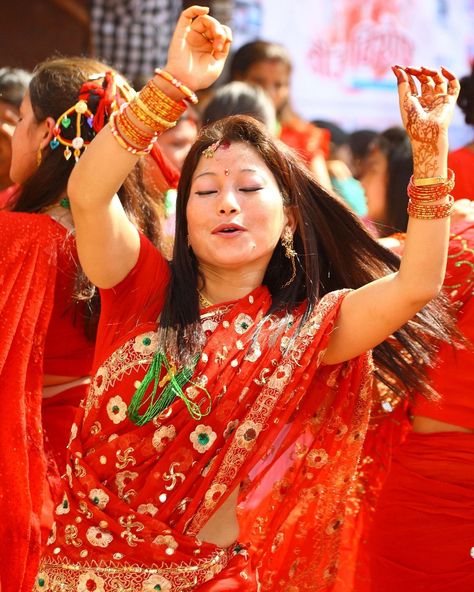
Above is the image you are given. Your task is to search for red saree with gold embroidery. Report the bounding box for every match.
[37,234,372,592]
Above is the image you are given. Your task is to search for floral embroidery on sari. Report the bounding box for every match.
[38,287,372,591]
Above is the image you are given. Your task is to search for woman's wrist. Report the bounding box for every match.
[411,138,448,180]
[151,72,186,103]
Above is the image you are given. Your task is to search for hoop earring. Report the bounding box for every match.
[281,227,297,288]
[36,146,43,168]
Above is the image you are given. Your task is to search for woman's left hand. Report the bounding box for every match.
[392,65,460,177]
[165,5,232,92]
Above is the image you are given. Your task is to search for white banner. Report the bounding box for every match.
[232,0,474,147]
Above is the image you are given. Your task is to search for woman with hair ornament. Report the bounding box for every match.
[36,6,460,591]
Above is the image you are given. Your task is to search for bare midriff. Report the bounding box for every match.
[197,485,240,549]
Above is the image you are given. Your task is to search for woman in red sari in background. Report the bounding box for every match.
[0,58,163,592]
[36,7,459,591]
[367,218,474,592]
[449,64,474,201]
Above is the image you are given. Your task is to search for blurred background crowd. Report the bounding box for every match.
[2,0,474,238]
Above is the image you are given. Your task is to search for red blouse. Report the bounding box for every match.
[95,231,170,367]
[42,223,94,376]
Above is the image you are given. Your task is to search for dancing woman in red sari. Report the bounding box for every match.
[36,6,460,591]
[0,58,165,592]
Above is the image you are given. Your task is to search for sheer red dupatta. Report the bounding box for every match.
[37,286,372,592]
[0,212,61,592]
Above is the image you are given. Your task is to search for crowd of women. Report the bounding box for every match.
[0,5,473,592]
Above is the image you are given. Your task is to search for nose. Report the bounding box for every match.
[216,189,241,215]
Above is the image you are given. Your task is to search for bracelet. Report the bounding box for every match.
[407,195,454,219]
[413,175,447,187]
[132,97,178,130]
[407,169,455,202]
[109,111,156,156]
[117,108,157,149]
[142,79,188,112]
[154,68,199,104]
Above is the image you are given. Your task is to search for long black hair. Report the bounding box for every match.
[160,115,456,397]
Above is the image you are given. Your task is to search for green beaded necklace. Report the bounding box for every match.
[127,351,211,426]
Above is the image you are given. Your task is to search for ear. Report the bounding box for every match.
[283,205,297,233]
[38,116,56,150]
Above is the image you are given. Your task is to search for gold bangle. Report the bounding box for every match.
[116,109,156,149]
[109,111,155,156]
[132,97,177,131]
[412,169,455,187]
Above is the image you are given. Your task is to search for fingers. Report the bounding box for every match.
[394,65,459,101]
[173,5,210,42]
[391,65,416,109]
[190,14,230,53]
[441,66,460,97]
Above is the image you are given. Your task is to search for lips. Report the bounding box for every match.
[211,223,247,235]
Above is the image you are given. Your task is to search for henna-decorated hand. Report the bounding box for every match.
[392,65,460,177]
[164,5,232,92]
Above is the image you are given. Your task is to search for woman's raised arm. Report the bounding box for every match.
[67,5,231,288]
[323,66,460,365]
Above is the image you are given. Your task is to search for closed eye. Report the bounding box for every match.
[195,190,218,196]
[240,187,263,193]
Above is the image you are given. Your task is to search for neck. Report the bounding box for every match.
[198,263,266,305]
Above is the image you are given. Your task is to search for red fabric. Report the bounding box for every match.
[0,212,60,592]
[448,146,474,201]
[411,221,474,428]
[42,383,90,475]
[37,233,373,591]
[369,431,474,592]
[42,233,94,376]
[335,222,474,592]
[0,184,20,209]
[280,118,330,164]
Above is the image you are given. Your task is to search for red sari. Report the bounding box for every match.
[0,211,95,592]
[37,233,373,591]
[335,221,474,592]
[0,213,60,592]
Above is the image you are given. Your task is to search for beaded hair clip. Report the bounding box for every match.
[49,71,135,163]
[202,139,230,158]
[50,99,95,162]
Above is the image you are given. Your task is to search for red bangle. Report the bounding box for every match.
[407,169,455,202]
[154,68,199,105]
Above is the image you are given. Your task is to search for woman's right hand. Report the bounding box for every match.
[164,5,232,92]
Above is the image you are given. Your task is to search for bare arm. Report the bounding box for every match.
[67,5,231,288]
[323,66,460,365]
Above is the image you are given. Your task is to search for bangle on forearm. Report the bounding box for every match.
[407,194,454,219]
[125,79,187,134]
[408,169,455,202]
[154,68,199,104]
[109,109,157,156]
[131,97,178,130]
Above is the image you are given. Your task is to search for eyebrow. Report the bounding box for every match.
[193,168,260,181]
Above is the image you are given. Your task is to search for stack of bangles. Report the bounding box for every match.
[406,169,455,219]
[110,69,194,155]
